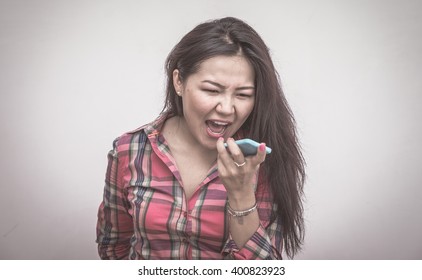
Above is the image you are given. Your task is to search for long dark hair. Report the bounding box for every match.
[162,17,305,258]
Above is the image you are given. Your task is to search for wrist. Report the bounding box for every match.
[227,201,257,217]
[226,191,256,210]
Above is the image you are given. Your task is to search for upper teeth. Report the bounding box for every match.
[212,121,228,126]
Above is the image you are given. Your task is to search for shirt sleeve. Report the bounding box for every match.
[222,211,282,260]
[96,138,133,259]
[221,180,283,260]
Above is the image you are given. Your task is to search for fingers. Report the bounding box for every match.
[216,138,267,194]
[216,137,231,162]
[225,138,246,167]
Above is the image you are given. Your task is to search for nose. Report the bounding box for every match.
[216,95,235,115]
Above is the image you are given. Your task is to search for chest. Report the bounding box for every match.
[124,139,228,259]
[126,172,228,259]
[175,155,216,200]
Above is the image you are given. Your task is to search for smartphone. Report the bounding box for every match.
[224,138,272,156]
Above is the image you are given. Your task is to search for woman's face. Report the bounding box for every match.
[173,55,255,151]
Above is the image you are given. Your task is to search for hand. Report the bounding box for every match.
[216,137,267,204]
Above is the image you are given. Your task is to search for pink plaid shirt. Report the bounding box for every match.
[96,114,283,259]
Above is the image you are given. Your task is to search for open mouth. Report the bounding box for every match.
[206,120,229,137]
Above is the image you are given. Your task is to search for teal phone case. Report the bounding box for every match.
[224,138,272,156]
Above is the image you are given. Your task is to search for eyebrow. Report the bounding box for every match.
[201,80,255,90]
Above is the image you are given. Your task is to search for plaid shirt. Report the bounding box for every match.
[96,114,283,259]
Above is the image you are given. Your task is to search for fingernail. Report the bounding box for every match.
[259,143,266,152]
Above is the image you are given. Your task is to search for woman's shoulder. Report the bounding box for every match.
[112,113,169,150]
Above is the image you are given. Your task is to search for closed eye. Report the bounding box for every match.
[203,88,220,93]
[237,93,254,98]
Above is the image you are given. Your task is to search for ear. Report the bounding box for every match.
[172,69,183,96]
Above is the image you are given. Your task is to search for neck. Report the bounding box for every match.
[163,116,218,161]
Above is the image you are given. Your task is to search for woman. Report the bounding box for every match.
[96,17,305,259]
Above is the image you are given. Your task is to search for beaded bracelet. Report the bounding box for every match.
[227,202,257,217]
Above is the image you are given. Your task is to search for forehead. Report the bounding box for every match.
[192,55,255,85]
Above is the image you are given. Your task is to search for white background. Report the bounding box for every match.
[0,0,421,259]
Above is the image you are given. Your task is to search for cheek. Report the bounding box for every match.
[240,101,255,119]
[181,93,209,120]
[186,93,215,113]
